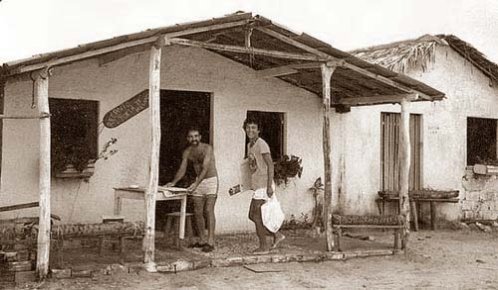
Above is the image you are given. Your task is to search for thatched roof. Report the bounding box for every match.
[352,34,498,83]
[1,12,445,105]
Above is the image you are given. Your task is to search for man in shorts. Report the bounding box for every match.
[244,117,285,255]
[166,127,218,252]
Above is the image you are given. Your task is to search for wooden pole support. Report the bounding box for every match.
[321,63,336,252]
[399,98,411,248]
[35,69,51,279]
[143,39,162,272]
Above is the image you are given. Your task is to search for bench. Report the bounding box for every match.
[331,214,406,252]
[51,220,144,265]
[376,190,459,230]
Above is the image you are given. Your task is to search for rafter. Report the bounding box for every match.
[6,19,254,76]
[255,62,322,78]
[338,93,419,106]
[168,38,328,61]
[254,26,434,100]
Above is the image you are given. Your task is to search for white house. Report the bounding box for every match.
[334,35,498,224]
[0,13,444,235]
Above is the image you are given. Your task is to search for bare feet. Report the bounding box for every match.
[252,247,270,255]
[271,233,285,249]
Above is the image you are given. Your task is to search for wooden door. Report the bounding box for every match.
[381,113,422,191]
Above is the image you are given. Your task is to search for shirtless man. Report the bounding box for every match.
[166,127,218,252]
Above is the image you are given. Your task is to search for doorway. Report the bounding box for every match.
[157,89,212,227]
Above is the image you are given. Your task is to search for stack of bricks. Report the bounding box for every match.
[462,167,498,220]
[0,247,37,285]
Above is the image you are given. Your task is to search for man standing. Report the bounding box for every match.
[166,127,218,252]
[244,117,285,255]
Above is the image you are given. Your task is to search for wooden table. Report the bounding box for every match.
[113,187,188,239]
[376,196,459,230]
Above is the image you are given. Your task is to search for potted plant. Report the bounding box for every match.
[52,140,96,178]
[273,154,303,186]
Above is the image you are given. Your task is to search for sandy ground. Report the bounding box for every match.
[7,228,498,289]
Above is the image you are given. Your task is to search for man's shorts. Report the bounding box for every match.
[191,176,218,197]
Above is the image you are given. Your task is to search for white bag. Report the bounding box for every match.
[261,195,285,233]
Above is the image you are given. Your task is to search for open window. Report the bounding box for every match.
[467,117,497,166]
[50,98,99,174]
[245,110,285,160]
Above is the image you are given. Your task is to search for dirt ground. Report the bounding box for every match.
[7,228,498,289]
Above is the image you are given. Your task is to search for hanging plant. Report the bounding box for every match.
[274,154,303,186]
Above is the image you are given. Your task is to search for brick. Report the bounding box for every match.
[8,261,32,272]
[255,255,272,264]
[16,250,29,261]
[211,258,231,267]
[71,269,93,278]
[157,260,192,273]
[50,268,72,279]
[324,252,345,260]
[192,259,211,270]
[242,256,260,265]
[0,271,15,282]
[4,252,17,262]
[271,254,289,263]
[225,257,244,266]
[15,270,36,283]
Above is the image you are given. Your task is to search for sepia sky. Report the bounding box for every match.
[1,0,497,64]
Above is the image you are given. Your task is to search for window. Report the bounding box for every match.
[467,117,497,165]
[50,98,99,172]
[245,111,285,160]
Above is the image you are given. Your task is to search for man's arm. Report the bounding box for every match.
[187,146,213,191]
[166,149,189,187]
[262,152,274,197]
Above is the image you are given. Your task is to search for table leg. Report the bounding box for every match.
[430,201,436,230]
[376,199,382,215]
[410,200,418,231]
[417,201,422,228]
[114,194,122,215]
[179,196,186,239]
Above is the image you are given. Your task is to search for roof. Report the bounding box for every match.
[0,12,445,105]
[351,34,498,83]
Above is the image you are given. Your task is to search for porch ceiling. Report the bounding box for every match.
[1,12,445,106]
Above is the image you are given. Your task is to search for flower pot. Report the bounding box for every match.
[55,163,95,179]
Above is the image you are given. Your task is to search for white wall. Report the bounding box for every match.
[334,45,498,221]
[1,46,323,233]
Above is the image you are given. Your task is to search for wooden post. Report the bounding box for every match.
[35,69,51,279]
[398,98,411,249]
[143,39,162,272]
[321,63,335,251]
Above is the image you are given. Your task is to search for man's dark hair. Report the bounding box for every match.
[186,126,201,135]
[242,116,262,131]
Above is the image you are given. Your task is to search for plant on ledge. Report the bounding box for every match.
[273,154,303,186]
[52,140,95,174]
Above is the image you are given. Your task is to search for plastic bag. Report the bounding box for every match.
[261,195,285,233]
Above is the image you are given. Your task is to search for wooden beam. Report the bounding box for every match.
[398,98,411,249]
[255,62,323,78]
[7,19,253,76]
[0,113,50,119]
[0,201,39,212]
[143,39,162,272]
[321,63,336,252]
[256,66,298,78]
[338,94,419,106]
[255,26,435,100]
[168,38,328,62]
[35,69,51,279]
